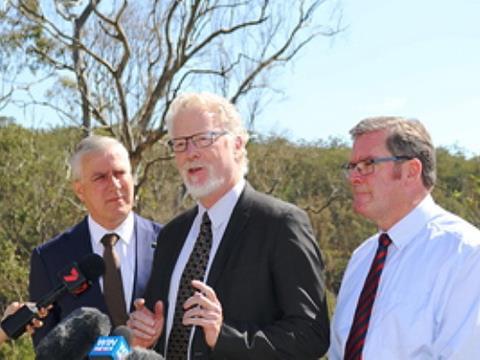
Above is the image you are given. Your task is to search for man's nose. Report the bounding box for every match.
[184,140,200,158]
[109,175,122,188]
[348,169,364,185]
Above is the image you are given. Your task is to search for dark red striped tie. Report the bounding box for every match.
[344,233,392,360]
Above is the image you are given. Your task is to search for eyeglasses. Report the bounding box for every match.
[342,156,412,177]
[167,130,229,153]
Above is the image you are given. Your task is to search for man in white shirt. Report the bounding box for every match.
[329,116,480,359]
[29,136,162,346]
[127,92,330,359]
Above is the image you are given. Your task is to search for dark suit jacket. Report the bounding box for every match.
[29,213,162,346]
[144,183,330,359]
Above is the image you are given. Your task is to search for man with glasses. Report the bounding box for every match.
[127,92,330,359]
[329,117,480,359]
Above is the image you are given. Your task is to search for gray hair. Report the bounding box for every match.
[350,116,436,189]
[165,92,250,175]
[69,135,131,180]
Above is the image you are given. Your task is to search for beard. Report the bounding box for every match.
[181,161,225,200]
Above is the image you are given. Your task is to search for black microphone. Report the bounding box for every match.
[1,253,105,339]
[112,325,132,346]
[35,307,111,360]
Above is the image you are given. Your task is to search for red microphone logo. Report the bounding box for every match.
[58,262,88,295]
[72,282,89,295]
[63,267,80,283]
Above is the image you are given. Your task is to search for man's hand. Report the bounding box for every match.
[0,302,51,344]
[183,280,223,348]
[127,298,164,348]
[26,304,50,335]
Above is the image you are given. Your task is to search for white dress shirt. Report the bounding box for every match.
[88,212,136,312]
[165,178,245,359]
[330,194,480,359]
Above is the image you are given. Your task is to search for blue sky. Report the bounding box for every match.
[257,0,480,155]
[3,1,479,155]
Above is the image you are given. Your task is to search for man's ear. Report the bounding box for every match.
[233,135,244,159]
[406,158,423,181]
[72,181,84,202]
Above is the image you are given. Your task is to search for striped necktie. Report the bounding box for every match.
[344,233,392,360]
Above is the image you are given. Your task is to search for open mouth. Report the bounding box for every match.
[188,166,203,175]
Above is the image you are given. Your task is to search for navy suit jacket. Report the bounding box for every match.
[29,213,162,346]
[145,183,330,359]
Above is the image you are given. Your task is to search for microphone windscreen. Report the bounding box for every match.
[78,253,105,281]
[35,307,111,360]
[125,347,165,360]
[108,326,164,360]
[112,325,133,346]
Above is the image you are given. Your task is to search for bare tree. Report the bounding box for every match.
[1,0,341,191]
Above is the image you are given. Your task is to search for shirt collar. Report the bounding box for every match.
[385,194,439,249]
[197,178,246,230]
[88,212,135,246]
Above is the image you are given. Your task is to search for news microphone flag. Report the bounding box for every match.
[89,335,130,359]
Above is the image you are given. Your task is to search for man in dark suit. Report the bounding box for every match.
[128,92,329,359]
[29,135,162,346]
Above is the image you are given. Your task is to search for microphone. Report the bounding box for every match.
[125,347,164,360]
[112,325,132,346]
[1,253,105,339]
[114,326,163,359]
[88,325,131,359]
[89,326,164,359]
[35,307,111,360]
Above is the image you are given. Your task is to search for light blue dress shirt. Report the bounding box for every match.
[330,195,480,359]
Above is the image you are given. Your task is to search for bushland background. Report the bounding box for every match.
[1,0,480,357]
[1,120,480,358]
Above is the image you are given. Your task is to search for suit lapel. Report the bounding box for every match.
[191,184,253,357]
[154,208,197,354]
[207,183,253,288]
[132,214,156,304]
